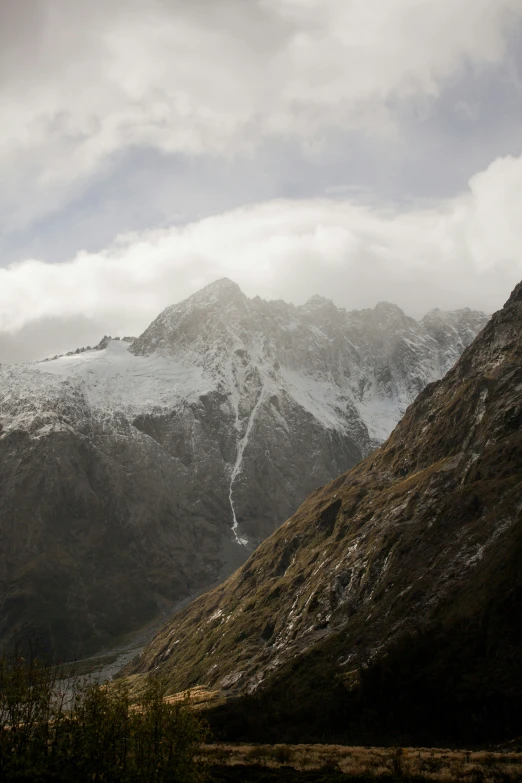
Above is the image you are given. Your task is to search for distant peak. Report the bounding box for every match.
[422,306,486,322]
[371,301,409,327]
[302,295,336,310]
[131,279,248,354]
[374,301,404,314]
[199,277,242,296]
[183,277,246,308]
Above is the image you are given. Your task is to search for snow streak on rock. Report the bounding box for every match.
[229,384,266,546]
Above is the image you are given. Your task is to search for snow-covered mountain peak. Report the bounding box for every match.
[177,277,246,312]
[130,279,251,360]
[127,282,490,436]
[0,279,491,656]
[0,283,489,451]
[1,283,491,516]
[200,275,242,295]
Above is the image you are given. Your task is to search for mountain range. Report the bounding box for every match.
[127,280,522,747]
[0,279,488,657]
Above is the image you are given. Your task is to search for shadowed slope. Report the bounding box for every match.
[127,282,522,745]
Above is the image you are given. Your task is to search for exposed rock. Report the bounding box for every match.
[0,280,487,657]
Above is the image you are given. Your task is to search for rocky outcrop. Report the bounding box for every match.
[128,282,521,746]
[0,280,487,658]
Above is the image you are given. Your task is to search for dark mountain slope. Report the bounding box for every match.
[0,282,486,658]
[128,282,522,746]
[0,414,221,656]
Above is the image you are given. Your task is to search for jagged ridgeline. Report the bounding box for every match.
[0,279,487,657]
[127,281,522,747]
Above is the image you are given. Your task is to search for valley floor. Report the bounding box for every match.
[201,744,522,782]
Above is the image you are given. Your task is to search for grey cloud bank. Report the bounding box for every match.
[2,150,522,361]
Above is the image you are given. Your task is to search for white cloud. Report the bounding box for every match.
[1,0,521,229]
[1,151,521,362]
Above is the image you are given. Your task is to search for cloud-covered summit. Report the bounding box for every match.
[1,1,521,361]
[1,148,522,363]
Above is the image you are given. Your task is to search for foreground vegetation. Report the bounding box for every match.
[3,651,522,782]
[0,651,207,782]
[203,743,522,782]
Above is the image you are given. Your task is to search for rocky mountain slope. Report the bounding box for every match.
[128,281,522,746]
[0,279,487,657]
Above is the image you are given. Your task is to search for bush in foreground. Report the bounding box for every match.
[0,651,207,782]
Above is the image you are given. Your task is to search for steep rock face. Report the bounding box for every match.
[0,280,487,656]
[129,282,522,746]
[130,279,487,540]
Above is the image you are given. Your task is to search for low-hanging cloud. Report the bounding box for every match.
[1,151,521,362]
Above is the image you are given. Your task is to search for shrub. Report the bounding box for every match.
[392,746,404,777]
[0,650,207,782]
[246,745,268,762]
[273,744,293,764]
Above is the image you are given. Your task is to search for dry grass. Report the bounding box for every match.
[125,676,226,710]
[165,686,222,708]
[200,743,522,781]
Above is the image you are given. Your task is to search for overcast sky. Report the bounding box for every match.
[1,0,522,362]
